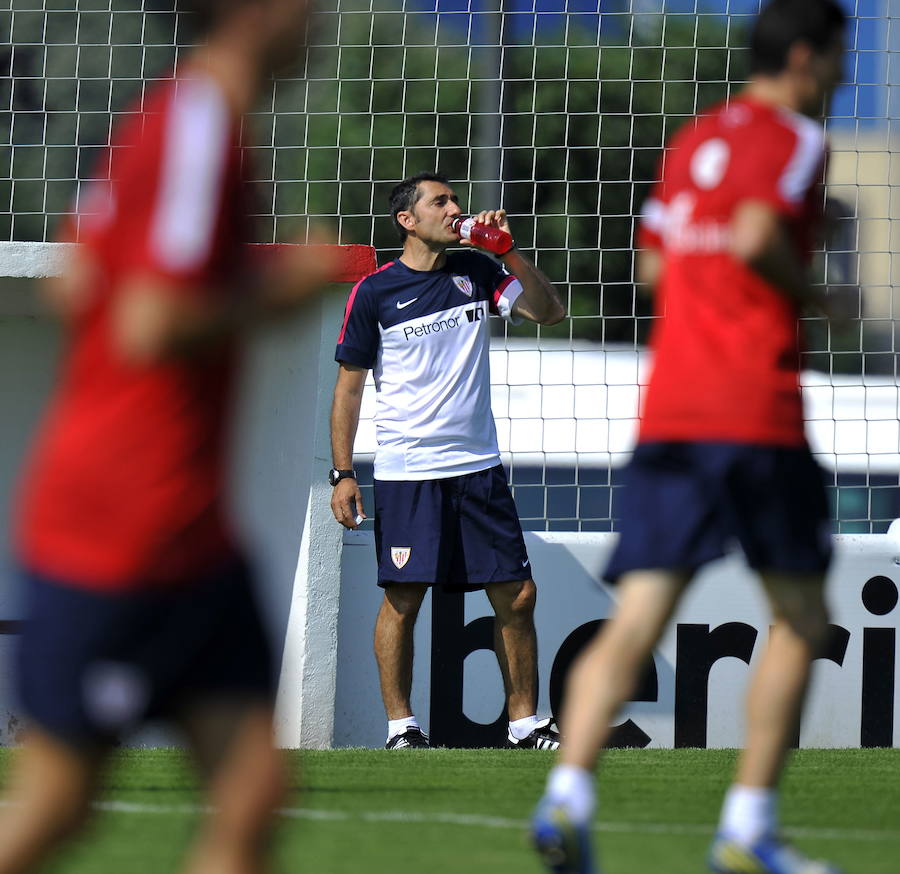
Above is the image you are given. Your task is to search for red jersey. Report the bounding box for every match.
[17,73,251,590]
[637,96,827,447]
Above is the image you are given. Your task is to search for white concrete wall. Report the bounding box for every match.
[0,283,61,743]
[0,273,351,747]
[2,258,898,750]
[230,291,348,748]
[336,529,900,749]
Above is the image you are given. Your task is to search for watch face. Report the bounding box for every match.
[329,468,354,486]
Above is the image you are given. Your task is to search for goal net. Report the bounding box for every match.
[2,0,897,533]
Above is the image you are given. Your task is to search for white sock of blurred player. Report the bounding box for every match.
[544,763,596,824]
[719,785,777,846]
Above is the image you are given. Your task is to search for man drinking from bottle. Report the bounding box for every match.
[329,171,566,750]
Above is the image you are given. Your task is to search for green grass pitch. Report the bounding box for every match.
[1,748,897,873]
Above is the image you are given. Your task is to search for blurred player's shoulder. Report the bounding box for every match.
[668,95,821,152]
[119,73,235,180]
[73,71,239,253]
[726,96,824,158]
[660,94,824,200]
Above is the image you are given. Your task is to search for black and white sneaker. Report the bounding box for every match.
[384,727,431,749]
[508,718,561,750]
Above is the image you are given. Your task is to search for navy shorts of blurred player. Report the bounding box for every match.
[374,464,531,589]
[604,441,833,584]
[16,557,274,747]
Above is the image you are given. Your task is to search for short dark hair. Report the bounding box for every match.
[389,172,451,242]
[750,0,846,75]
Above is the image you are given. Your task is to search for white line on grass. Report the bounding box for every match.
[88,801,900,843]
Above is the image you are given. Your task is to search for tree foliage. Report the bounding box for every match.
[1,3,747,344]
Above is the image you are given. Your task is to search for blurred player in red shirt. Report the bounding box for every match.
[0,0,336,871]
[532,2,849,874]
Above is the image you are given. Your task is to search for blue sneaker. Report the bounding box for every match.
[708,833,844,874]
[531,796,596,874]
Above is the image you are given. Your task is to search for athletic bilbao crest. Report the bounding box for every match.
[391,547,412,569]
[452,275,474,297]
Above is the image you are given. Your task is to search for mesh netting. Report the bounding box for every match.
[2,0,897,532]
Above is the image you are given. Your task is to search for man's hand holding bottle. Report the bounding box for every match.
[451,209,515,256]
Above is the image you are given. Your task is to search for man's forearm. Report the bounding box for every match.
[329,373,368,527]
[501,249,566,324]
[330,391,362,469]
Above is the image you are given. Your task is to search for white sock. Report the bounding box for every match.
[509,714,541,740]
[719,785,777,846]
[545,764,596,825]
[387,716,419,742]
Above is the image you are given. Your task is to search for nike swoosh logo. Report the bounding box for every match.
[396,298,417,309]
[522,559,529,567]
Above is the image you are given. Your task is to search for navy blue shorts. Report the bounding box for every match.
[16,557,274,746]
[374,465,531,588]
[604,442,833,583]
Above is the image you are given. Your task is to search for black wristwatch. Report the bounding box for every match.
[328,468,357,486]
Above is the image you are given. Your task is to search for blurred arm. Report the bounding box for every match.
[729,199,857,323]
[110,242,340,365]
[635,247,664,296]
[729,199,819,307]
[42,246,100,321]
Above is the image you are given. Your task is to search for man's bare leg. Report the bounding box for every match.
[530,570,689,874]
[716,573,830,850]
[529,566,691,865]
[0,728,104,874]
[558,570,690,770]
[180,700,285,874]
[374,584,428,721]
[485,578,538,721]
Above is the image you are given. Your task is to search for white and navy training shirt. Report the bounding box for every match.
[335,250,524,481]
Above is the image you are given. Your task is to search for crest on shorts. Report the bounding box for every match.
[391,547,412,569]
[452,274,474,297]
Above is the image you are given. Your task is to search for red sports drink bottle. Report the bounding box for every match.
[450,216,514,255]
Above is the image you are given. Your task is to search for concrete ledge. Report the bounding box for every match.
[0,241,377,281]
